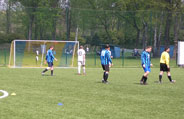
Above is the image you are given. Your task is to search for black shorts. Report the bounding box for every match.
[160,63,170,72]
[48,62,53,67]
[102,64,110,72]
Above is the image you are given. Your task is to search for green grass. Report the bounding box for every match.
[0,67,184,119]
[0,92,3,96]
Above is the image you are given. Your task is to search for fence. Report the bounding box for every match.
[0,7,182,67]
[0,48,9,66]
[0,45,177,68]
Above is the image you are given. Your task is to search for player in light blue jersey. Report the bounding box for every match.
[140,46,153,85]
[42,46,57,76]
[100,44,112,84]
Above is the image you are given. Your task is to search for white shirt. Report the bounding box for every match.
[78,49,85,61]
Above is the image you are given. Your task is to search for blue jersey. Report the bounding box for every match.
[141,51,151,67]
[46,49,55,63]
[100,49,112,65]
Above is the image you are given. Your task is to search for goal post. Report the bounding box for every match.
[178,41,184,66]
[9,40,79,68]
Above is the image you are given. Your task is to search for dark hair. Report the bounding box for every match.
[49,46,54,49]
[80,46,83,49]
[146,46,152,49]
[164,46,170,51]
[105,44,110,49]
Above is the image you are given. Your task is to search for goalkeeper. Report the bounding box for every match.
[42,46,57,76]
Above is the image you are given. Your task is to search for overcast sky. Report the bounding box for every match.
[0,0,5,10]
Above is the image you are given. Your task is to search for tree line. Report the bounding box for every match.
[0,0,184,56]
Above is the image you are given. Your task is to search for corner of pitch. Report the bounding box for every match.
[0,90,9,99]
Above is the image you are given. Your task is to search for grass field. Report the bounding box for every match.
[0,67,184,119]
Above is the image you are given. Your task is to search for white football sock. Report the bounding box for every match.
[83,67,85,74]
[78,65,81,74]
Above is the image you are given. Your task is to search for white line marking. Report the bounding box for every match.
[0,90,9,99]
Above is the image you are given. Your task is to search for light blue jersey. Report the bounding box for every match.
[141,51,151,67]
[46,49,55,63]
[100,49,112,65]
[141,51,151,72]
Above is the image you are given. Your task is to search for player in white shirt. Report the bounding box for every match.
[78,46,86,75]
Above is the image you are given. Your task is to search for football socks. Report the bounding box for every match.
[159,75,162,82]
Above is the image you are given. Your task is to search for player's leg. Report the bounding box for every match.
[141,66,149,85]
[159,63,164,83]
[36,56,38,65]
[142,71,149,85]
[104,65,110,83]
[51,63,54,76]
[42,62,51,75]
[159,71,164,83]
[167,71,175,83]
[82,61,86,75]
[78,61,81,75]
[101,65,106,83]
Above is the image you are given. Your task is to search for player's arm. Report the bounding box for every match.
[50,51,57,61]
[83,53,86,62]
[107,52,112,65]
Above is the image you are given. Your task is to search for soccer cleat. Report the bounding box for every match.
[102,79,105,83]
[158,81,162,84]
[42,72,45,75]
[170,80,176,83]
[140,80,143,85]
[104,80,109,84]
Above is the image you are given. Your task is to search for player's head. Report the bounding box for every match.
[105,44,110,50]
[145,46,152,52]
[80,46,83,49]
[49,46,54,50]
[164,46,170,52]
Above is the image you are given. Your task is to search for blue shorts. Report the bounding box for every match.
[142,66,151,72]
[48,62,53,67]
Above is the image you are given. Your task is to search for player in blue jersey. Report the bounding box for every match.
[140,46,153,85]
[100,44,113,84]
[42,46,57,76]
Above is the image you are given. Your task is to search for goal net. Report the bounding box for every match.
[9,40,79,68]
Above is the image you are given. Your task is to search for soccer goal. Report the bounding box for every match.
[9,40,79,68]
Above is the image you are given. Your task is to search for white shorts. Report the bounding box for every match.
[78,61,85,66]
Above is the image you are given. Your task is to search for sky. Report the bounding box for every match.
[0,0,5,10]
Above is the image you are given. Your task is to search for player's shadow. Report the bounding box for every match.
[154,81,160,84]
[96,81,103,84]
[42,74,52,76]
[133,83,142,85]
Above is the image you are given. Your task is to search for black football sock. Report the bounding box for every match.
[143,76,147,84]
[51,70,53,76]
[141,76,144,82]
[168,76,172,82]
[103,72,106,80]
[42,69,48,73]
[104,72,109,82]
[105,73,109,82]
[159,75,162,82]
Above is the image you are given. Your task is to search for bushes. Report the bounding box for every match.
[0,33,25,44]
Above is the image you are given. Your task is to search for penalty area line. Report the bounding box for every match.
[0,90,9,99]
